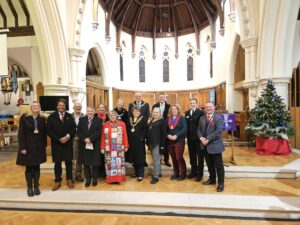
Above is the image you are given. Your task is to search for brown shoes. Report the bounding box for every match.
[67,180,75,188]
[52,182,61,191]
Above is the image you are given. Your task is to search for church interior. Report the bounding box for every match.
[0,0,300,224]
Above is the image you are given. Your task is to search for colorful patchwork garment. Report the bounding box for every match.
[101,120,129,183]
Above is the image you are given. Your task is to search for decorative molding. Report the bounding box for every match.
[68,47,85,58]
[240,37,258,49]
[260,77,291,86]
[74,0,87,47]
[228,12,236,22]
[239,0,251,37]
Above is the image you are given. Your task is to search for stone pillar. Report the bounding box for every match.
[0,29,9,76]
[68,47,85,103]
[241,37,258,109]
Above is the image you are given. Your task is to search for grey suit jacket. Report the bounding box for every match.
[197,113,224,154]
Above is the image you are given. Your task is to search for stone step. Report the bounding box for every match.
[0,188,299,220]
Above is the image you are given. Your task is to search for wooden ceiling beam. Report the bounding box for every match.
[185,0,200,54]
[200,0,216,48]
[105,0,117,38]
[19,0,30,26]
[7,0,18,27]
[132,0,146,57]
[114,0,127,16]
[0,5,7,28]
[120,0,133,30]
[214,0,225,35]
[170,0,178,58]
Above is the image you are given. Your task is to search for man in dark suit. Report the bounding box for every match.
[197,102,225,192]
[47,99,76,191]
[185,98,205,181]
[152,93,171,167]
[128,92,150,120]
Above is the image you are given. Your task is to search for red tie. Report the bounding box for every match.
[207,115,211,121]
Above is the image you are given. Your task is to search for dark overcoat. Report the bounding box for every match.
[127,116,148,164]
[47,111,76,162]
[16,115,47,166]
[77,115,102,166]
[128,101,150,120]
[185,108,205,141]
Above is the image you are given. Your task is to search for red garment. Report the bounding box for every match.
[255,137,291,155]
[97,112,107,121]
[101,120,129,183]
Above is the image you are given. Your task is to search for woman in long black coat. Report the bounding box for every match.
[77,107,102,187]
[127,106,148,181]
[16,102,47,197]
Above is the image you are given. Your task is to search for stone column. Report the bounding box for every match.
[68,47,85,103]
[241,37,259,109]
[0,29,9,76]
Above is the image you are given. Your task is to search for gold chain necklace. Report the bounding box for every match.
[130,116,143,133]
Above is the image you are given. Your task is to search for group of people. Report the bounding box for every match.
[16,92,225,198]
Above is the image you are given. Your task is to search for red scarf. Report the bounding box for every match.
[168,116,180,129]
[97,112,106,121]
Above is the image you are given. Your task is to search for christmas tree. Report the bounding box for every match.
[245,80,294,139]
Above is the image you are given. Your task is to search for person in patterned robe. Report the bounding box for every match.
[100,110,129,183]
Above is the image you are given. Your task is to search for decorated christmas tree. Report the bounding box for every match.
[246,80,294,139]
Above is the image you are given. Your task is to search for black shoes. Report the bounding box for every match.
[85,179,91,187]
[34,186,41,195]
[137,177,143,182]
[203,179,216,185]
[164,161,172,167]
[75,176,84,182]
[92,178,98,186]
[170,174,179,180]
[187,174,196,179]
[27,186,34,197]
[151,177,159,184]
[177,175,186,181]
[217,184,224,192]
[195,176,203,182]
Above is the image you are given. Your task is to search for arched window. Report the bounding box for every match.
[139,50,145,82]
[162,50,169,82]
[187,48,193,81]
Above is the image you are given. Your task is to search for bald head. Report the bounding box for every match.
[205,102,215,115]
[135,92,143,102]
[73,102,82,115]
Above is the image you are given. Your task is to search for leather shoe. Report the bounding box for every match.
[177,175,186,181]
[195,176,203,182]
[170,174,179,180]
[85,179,91,187]
[203,179,216,185]
[217,184,224,192]
[164,161,172,167]
[92,178,98,186]
[52,182,61,191]
[67,180,75,188]
[137,177,143,182]
[75,176,84,182]
[187,174,196,179]
[150,177,159,184]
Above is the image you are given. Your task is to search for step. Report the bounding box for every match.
[0,188,299,220]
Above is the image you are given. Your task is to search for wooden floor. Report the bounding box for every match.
[0,210,299,225]
[0,157,300,197]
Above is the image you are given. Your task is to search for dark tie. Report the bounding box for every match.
[88,118,92,129]
[60,113,64,122]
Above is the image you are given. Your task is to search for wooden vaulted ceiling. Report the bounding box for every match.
[0,0,34,37]
[99,0,224,56]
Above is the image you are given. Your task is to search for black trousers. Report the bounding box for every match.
[54,161,73,182]
[26,165,40,173]
[187,139,204,177]
[134,163,145,178]
[84,165,99,180]
[204,149,225,185]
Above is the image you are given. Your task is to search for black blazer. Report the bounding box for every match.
[146,118,167,148]
[185,108,205,140]
[47,111,76,162]
[77,115,102,166]
[152,102,171,120]
[128,101,150,120]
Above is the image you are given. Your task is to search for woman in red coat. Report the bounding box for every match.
[101,110,129,183]
[16,101,47,197]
